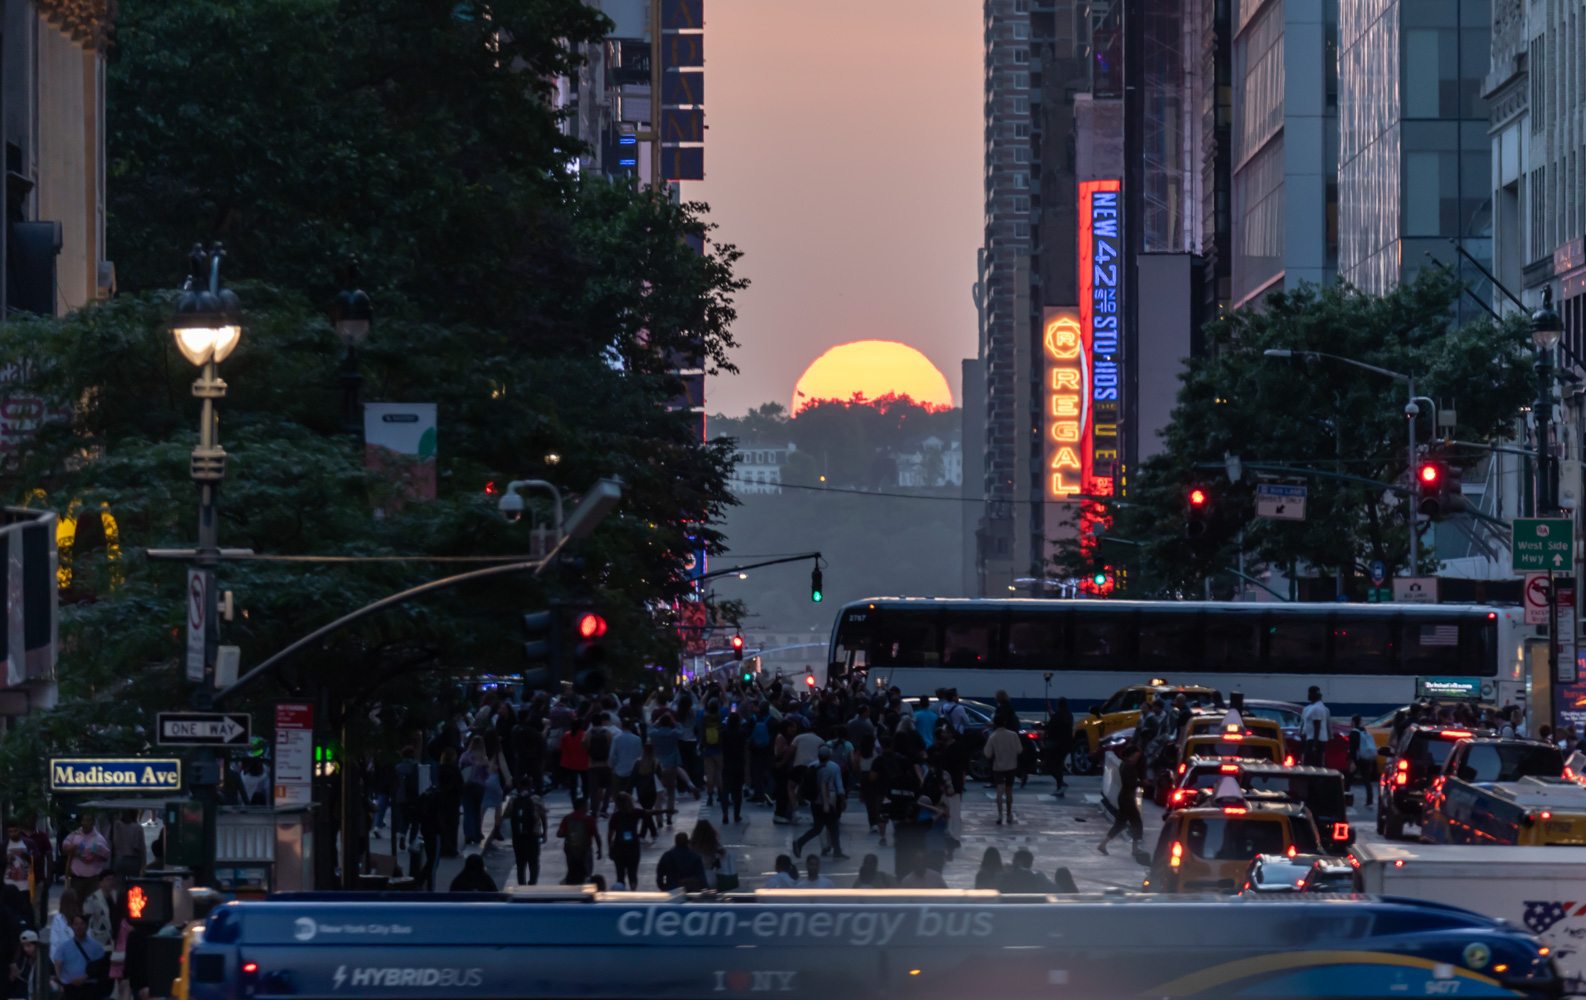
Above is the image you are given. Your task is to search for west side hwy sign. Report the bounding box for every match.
[157,712,252,747]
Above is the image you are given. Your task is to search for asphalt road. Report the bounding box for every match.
[450,770,1397,893]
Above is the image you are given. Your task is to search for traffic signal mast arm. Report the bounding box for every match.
[1189,460,1510,532]
[688,551,822,584]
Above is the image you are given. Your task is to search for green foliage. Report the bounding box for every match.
[0,0,749,809]
[1085,272,1533,596]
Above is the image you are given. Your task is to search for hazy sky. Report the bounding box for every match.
[697,0,983,418]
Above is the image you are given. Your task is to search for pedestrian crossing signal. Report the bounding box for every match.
[125,879,173,926]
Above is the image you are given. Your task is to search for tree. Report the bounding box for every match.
[1081,273,1532,596]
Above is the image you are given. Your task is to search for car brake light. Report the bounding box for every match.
[1441,730,1473,739]
[1177,763,1186,775]
[1294,878,1306,888]
[1347,855,1361,869]
[1393,859,1406,868]
[1487,612,1497,620]
[1286,844,1298,858]
[1223,806,1247,815]
[242,962,259,975]
[1171,790,1188,804]
[1332,822,1350,841]
[1220,764,1239,774]
[1283,755,1294,767]
[1169,842,1183,869]
[1542,811,1553,821]
[1225,733,1244,741]
[1397,759,1408,771]
[1539,946,1551,956]
[1396,771,1408,786]
[1567,766,1578,782]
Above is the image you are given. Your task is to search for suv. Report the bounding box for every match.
[1143,780,1323,894]
[1071,683,1223,774]
[1377,725,1485,839]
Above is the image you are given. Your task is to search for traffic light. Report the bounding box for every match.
[804,671,817,688]
[571,611,608,693]
[731,633,745,661]
[1415,458,1464,519]
[124,879,173,927]
[810,566,823,603]
[1185,486,1210,538]
[523,610,556,663]
[1091,571,1109,588]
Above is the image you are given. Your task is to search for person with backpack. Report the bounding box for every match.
[507,783,546,886]
[458,737,490,848]
[584,713,618,818]
[792,746,847,859]
[556,797,602,885]
[1349,715,1377,806]
[514,718,546,797]
[697,700,726,809]
[719,711,748,825]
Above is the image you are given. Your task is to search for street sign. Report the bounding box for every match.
[1525,572,1551,624]
[185,568,210,682]
[1366,587,1392,603]
[274,702,314,807]
[1369,560,1386,586]
[1512,517,1574,572]
[50,758,181,792]
[1393,577,1438,604]
[1255,483,1307,521]
[156,712,251,747]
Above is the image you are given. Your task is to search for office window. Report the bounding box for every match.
[1015,146,1030,163]
[1013,48,1029,63]
[1013,96,1029,113]
[1013,21,1029,39]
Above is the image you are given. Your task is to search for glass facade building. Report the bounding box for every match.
[1339,0,1491,319]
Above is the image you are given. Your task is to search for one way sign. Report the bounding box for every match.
[157,712,252,747]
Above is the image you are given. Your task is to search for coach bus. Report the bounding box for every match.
[827,599,1529,717]
[185,892,1561,1000]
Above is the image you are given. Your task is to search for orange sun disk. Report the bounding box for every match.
[792,340,953,415]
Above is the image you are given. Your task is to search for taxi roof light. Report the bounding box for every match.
[1223,806,1248,815]
[1286,844,1298,858]
[1282,755,1295,767]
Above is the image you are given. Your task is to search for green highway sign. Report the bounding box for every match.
[1512,517,1574,572]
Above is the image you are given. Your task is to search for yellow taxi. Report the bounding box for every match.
[1178,730,1285,768]
[170,921,205,1000]
[1180,710,1290,762]
[1143,778,1323,893]
[1072,682,1223,772]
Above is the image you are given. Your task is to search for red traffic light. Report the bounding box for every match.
[730,634,744,650]
[1188,488,1208,507]
[1418,463,1441,485]
[805,673,817,687]
[576,613,607,639]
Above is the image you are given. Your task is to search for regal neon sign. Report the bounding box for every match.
[1043,309,1087,499]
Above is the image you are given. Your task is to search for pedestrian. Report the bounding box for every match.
[792,746,847,859]
[391,747,419,853]
[763,854,800,889]
[482,733,512,843]
[556,797,601,885]
[559,720,592,806]
[1349,715,1377,806]
[82,873,120,952]
[51,914,104,1000]
[648,714,688,825]
[974,847,1004,889]
[939,689,969,736]
[436,748,463,857]
[719,711,747,825]
[1302,686,1331,767]
[607,794,645,890]
[585,713,617,817]
[108,812,144,880]
[631,744,662,842]
[913,698,939,749]
[852,853,894,889]
[983,715,1022,825]
[609,718,643,801]
[3,824,31,902]
[507,785,546,886]
[62,815,110,901]
[448,853,497,892]
[409,786,441,890]
[898,854,947,889]
[748,705,776,804]
[1097,744,1144,856]
[801,854,833,889]
[997,848,1057,892]
[697,701,725,808]
[1045,697,1074,798]
[656,832,706,892]
[8,930,38,1000]
[514,718,547,796]
[675,694,703,789]
[690,820,736,890]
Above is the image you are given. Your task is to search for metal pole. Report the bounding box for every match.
[1538,350,1556,515]
[1408,374,1419,573]
[340,345,362,438]
[1550,568,1560,723]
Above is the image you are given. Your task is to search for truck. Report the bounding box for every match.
[1352,842,1586,991]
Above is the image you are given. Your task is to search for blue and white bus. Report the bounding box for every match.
[186,892,1561,999]
[827,599,1531,716]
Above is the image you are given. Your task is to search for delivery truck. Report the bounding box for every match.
[1352,842,1586,992]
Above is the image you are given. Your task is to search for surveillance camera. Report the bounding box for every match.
[497,491,525,522]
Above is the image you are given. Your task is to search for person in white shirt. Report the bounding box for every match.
[608,720,644,795]
[801,854,834,889]
[983,717,1024,825]
[762,854,800,889]
[1301,686,1331,767]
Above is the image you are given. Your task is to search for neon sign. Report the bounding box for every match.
[1079,178,1122,498]
[1043,308,1087,500]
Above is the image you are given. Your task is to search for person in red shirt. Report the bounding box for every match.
[557,797,601,885]
[559,721,592,806]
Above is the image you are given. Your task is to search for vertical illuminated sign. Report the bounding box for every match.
[1042,308,1087,500]
[1079,179,1122,498]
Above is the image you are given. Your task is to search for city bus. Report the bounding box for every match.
[827,599,1528,716]
[185,892,1562,999]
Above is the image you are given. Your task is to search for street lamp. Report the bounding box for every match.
[1532,288,1562,515]
[331,258,373,438]
[1263,348,1426,572]
[170,243,243,889]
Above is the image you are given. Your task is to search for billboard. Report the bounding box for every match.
[1042,308,1087,500]
[1079,178,1122,499]
[364,403,437,516]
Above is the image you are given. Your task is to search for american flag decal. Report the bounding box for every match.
[1524,900,1576,934]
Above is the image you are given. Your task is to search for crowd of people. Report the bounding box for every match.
[355,672,1074,893]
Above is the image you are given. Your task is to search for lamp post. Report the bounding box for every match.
[331,259,372,439]
[1532,288,1562,516]
[1262,348,1424,572]
[170,243,243,887]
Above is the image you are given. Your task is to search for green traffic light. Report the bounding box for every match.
[1092,573,1108,587]
[812,590,822,603]
[811,566,823,603]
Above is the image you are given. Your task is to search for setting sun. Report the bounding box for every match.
[792,340,953,415]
